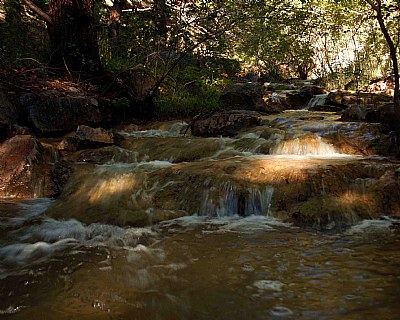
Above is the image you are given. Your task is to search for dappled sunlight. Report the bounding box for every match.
[87,174,137,204]
[339,191,376,207]
[271,134,339,156]
[231,156,358,185]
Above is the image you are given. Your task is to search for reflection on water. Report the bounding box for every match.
[0,200,399,319]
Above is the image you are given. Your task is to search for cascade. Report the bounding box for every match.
[199,182,274,217]
[1,113,400,319]
[271,134,339,156]
[305,94,328,110]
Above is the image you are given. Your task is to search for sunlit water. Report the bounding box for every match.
[0,199,399,320]
[1,111,399,319]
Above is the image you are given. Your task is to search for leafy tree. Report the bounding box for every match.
[21,0,103,77]
[365,0,399,108]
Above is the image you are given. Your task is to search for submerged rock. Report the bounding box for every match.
[190,110,262,137]
[45,152,400,228]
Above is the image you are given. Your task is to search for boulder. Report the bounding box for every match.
[287,86,326,109]
[0,90,19,141]
[0,135,54,198]
[340,105,380,122]
[58,125,115,155]
[190,110,262,137]
[220,83,266,110]
[327,91,392,107]
[76,125,114,145]
[28,95,102,135]
[267,86,326,110]
[379,103,400,133]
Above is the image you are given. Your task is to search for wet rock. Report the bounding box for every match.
[28,95,102,135]
[49,160,72,197]
[286,86,326,109]
[66,146,137,164]
[340,105,380,122]
[220,83,266,110]
[0,90,19,141]
[327,91,392,107]
[190,110,262,137]
[58,126,115,155]
[57,134,80,155]
[0,135,50,198]
[76,125,114,145]
[120,137,222,163]
[45,154,400,228]
[308,105,344,112]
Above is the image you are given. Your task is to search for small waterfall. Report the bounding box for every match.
[306,94,328,110]
[199,182,274,217]
[271,134,338,156]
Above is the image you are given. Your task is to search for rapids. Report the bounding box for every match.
[1,110,400,319]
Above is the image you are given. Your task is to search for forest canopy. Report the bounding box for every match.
[0,0,399,117]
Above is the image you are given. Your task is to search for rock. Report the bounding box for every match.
[0,90,19,141]
[28,95,102,135]
[0,135,51,198]
[308,105,344,112]
[379,103,400,133]
[340,105,372,122]
[220,83,266,110]
[327,91,392,107]
[190,110,262,137]
[66,146,137,164]
[76,125,114,145]
[267,86,326,110]
[57,134,80,155]
[58,125,114,155]
[49,160,72,197]
[288,86,326,109]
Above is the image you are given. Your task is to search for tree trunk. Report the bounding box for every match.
[108,0,127,58]
[48,0,103,76]
[366,0,400,154]
[153,0,168,44]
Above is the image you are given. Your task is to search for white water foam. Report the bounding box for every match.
[345,216,399,235]
[253,279,284,291]
[118,121,188,138]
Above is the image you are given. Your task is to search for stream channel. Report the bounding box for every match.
[0,110,399,319]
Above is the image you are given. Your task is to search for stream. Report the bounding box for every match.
[1,110,400,319]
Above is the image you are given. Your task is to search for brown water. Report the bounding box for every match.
[0,200,399,320]
[1,111,400,319]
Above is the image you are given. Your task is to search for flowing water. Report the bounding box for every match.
[1,111,400,319]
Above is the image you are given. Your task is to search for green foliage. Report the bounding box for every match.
[154,62,234,118]
[0,0,49,69]
[111,97,130,109]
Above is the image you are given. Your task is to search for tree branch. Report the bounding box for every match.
[23,0,52,25]
[365,0,379,12]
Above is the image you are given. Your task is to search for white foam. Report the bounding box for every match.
[346,217,398,235]
[118,122,188,138]
[253,280,284,291]
[270,306,294,316]
[0,238,79,266]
